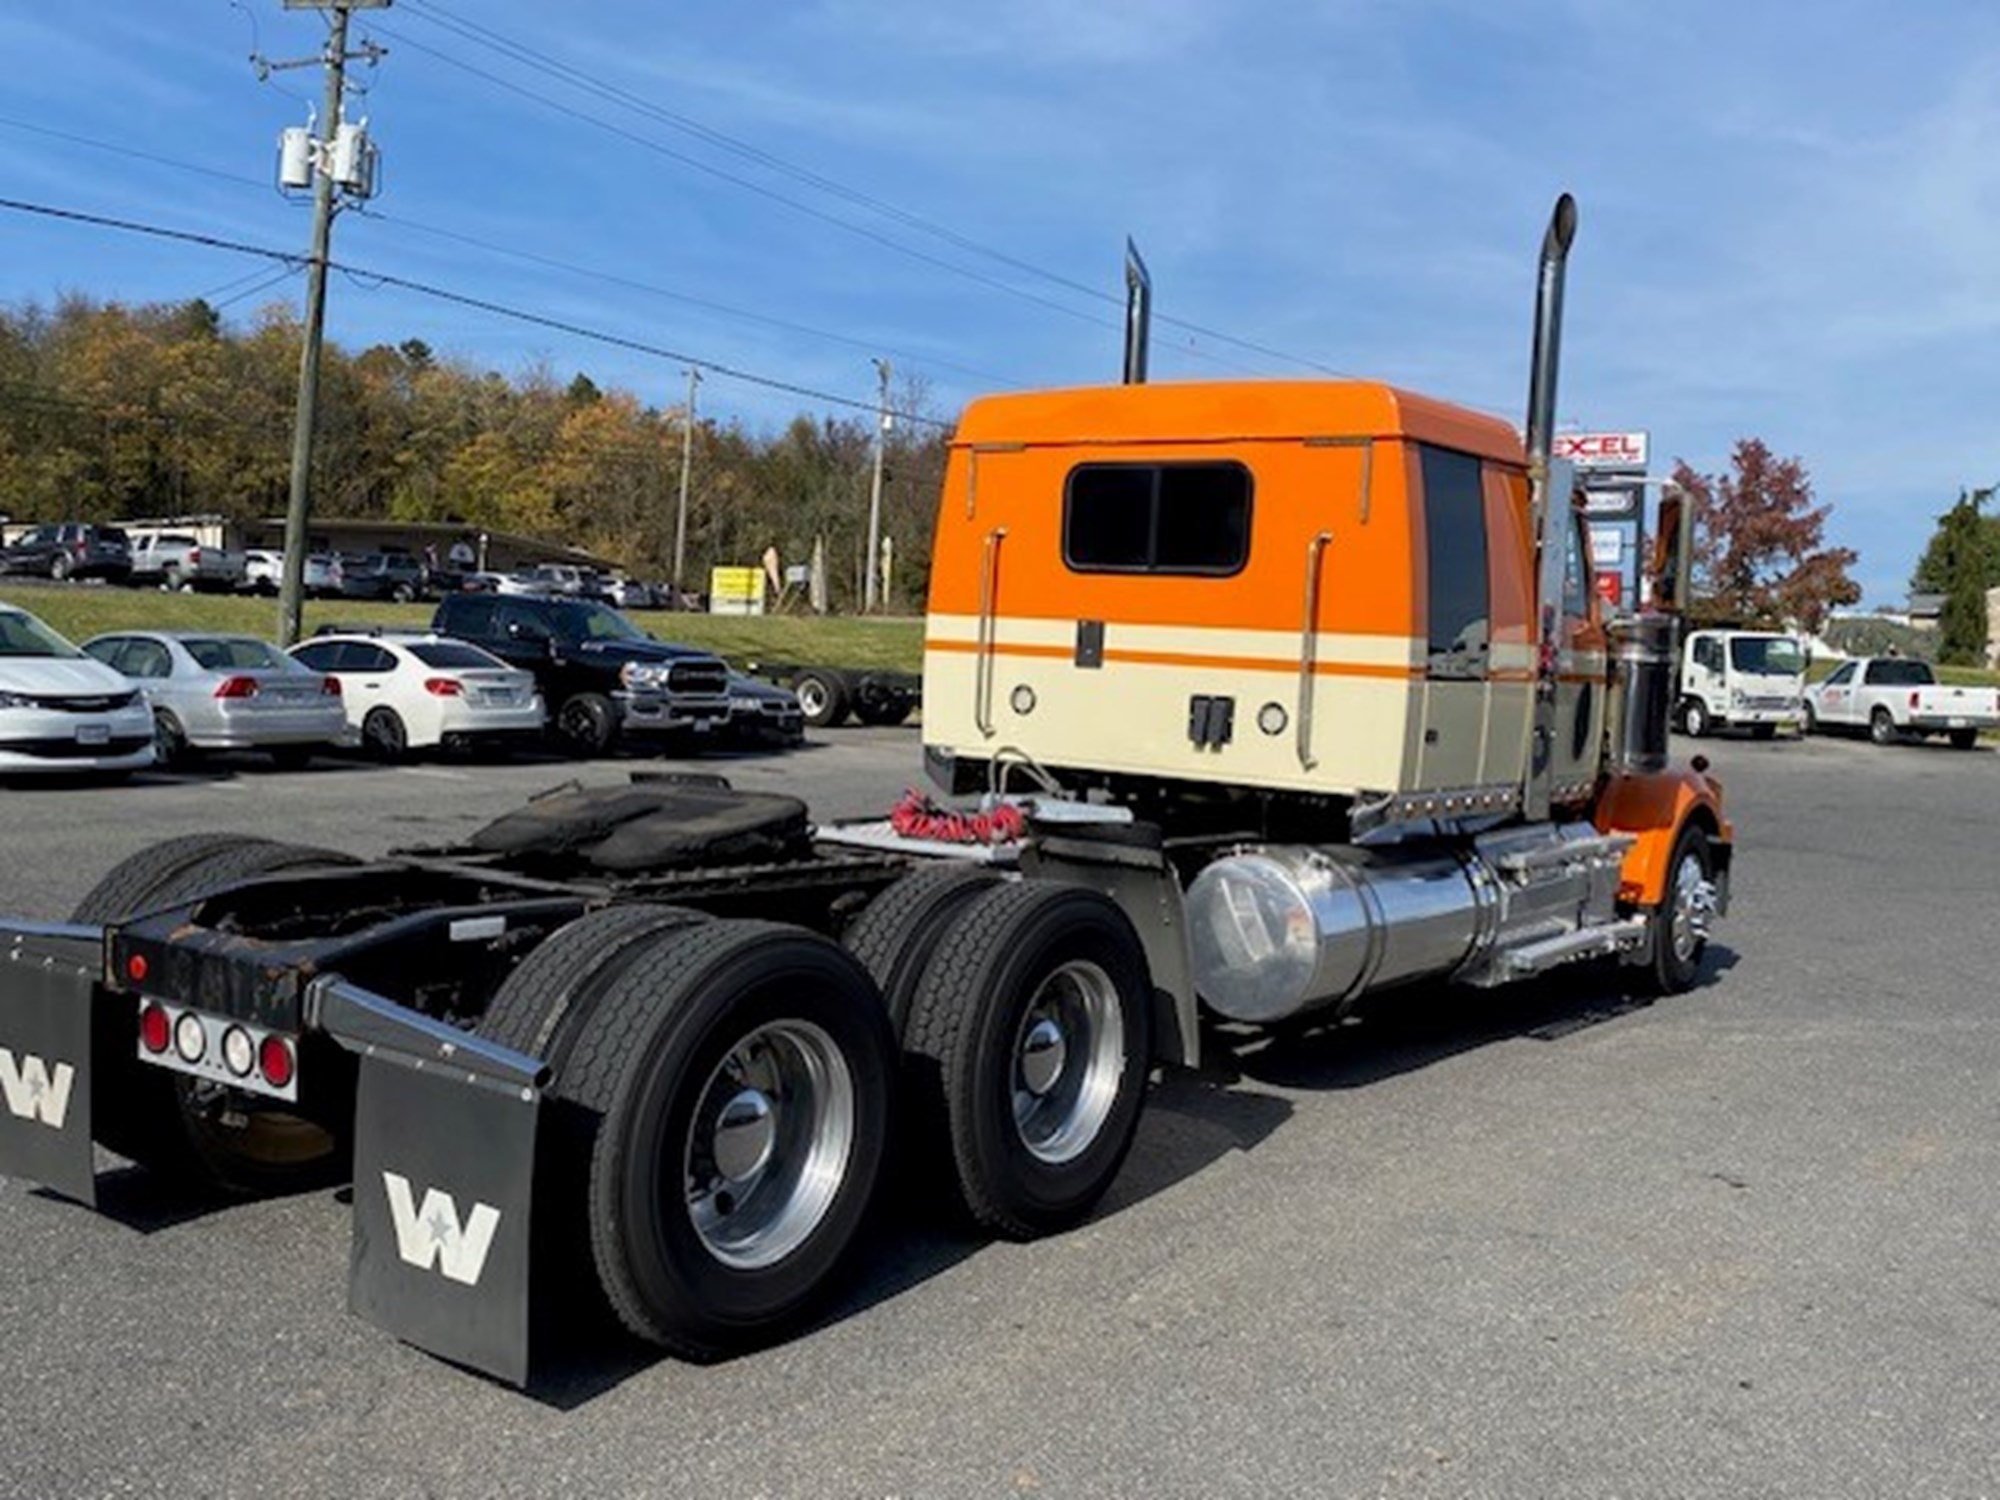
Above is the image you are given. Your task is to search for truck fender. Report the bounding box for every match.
[1593,765,1733,909]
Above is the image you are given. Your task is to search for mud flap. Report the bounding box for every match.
[0,926,103,1208]
[348,1055,540,1386]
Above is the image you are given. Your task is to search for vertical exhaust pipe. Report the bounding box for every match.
[1523,193,1578,824]
[1123,237,1152,385]
[1524,193,1577,468]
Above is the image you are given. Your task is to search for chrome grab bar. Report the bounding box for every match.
[975,526,1007,738]
[1297,529,1333,770]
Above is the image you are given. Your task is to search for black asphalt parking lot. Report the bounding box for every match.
[1,728,1996,1498]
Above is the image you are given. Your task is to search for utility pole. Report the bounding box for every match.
[673,366,700,602]
[863,357,890,614]
[271,0,388,646]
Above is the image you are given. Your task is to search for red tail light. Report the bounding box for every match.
[1910,691,1920,710]
[187,546,201,565]
[423,677,464,696]
[214,676,260,699]
[139,1003,170,1054]
[259,1035,295,1089]
[321,675,342,697]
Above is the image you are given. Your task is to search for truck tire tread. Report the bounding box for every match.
[843,864,1004,1035]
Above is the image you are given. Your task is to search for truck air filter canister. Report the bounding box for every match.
[1609,614,1677,774]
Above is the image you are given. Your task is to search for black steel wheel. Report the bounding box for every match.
[902,881,1153,1239]
[842,864,1003,1035]
[493,918,894,1358]
[1647,823,1714,995]
[362,706,408,761]
[791,669,850,729]
[72,836,356,1194]
[555,692,618,756]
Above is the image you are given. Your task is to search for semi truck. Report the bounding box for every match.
[0,195,1731,1385]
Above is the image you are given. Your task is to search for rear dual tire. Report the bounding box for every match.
[478,912,896,1360]
[900,881,1153,1240]
[73,835,355,1196]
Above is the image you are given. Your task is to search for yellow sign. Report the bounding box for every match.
[708,565,766,615]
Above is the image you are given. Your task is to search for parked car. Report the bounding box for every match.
[81,630,346,769]
[431,591,730,756]
[288,631,545,760]
[241,549,283,595]
[338,552,429,603]
[1677,629,1807,739]
[1803,656,2000,748]
[606,576,668,610]
[722,670,805,747]
[0,522,132,583]
[0,602,154,776]
[129,533,248,592]
[520,563,611,600]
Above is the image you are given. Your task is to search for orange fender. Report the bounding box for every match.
[1592,764,1733,907]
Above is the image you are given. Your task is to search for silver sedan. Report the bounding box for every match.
[82,631,348,769]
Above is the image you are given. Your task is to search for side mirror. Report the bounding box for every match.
[1647,491,1694,614]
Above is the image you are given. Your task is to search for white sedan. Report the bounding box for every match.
[0,602,155,777]
[288,632,544,760]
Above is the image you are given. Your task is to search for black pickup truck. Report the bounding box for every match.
[432,591,730,755]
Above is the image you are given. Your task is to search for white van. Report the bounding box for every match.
[1677,629,1807,739]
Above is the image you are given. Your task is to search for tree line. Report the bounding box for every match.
[0,293,952,611]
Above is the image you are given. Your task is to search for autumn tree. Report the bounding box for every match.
[1670,439,1860,632]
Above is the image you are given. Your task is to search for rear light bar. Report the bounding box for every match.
[132,997,299,1102]
[214,676,260,699]
[424,677,464,696]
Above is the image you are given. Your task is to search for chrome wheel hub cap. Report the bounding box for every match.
[685,1020,854,1270]
[1011,959,1123,1166]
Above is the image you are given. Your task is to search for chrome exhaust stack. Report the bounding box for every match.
[1122,238,1151,385]
[1523,193,1579,823]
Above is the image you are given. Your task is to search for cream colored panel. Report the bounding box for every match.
[1482,681,1532,784]
[923,653,1415,797]
[1417,680,1487,788]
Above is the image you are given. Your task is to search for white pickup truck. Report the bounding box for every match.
[1803,656,2000,748]
[128,533,248,593]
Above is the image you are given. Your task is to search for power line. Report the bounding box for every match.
[390,0,1353,379]
[0,116,1019,389]
[0,195,956,429]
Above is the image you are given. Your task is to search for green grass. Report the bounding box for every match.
[1,584,925,673]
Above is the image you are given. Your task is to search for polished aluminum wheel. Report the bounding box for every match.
[1668,848,1715,964]
[1011,959,1124,1165]
[684,1019,854,1271]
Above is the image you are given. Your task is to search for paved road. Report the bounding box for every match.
[2,730,1996,1498]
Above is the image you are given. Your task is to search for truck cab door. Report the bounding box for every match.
[1548,511,1606,793]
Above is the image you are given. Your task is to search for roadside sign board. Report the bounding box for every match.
[708,566,766,616]
[1554,431,1649,471]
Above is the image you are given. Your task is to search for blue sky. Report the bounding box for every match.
[2,1,1996,605]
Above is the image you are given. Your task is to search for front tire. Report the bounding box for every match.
[1802,701,1818,735]
[555,692,617,757]
[1647,824,1714,994]
[1682,699,1711,737]
[902,882,1153,1239]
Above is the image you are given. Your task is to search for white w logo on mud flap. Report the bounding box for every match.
[382,1171,502,1287]
[0,1047,75,1129]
